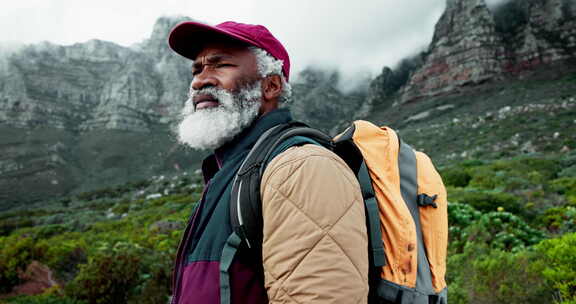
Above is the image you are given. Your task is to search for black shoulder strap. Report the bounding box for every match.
[229,122,332,250]
[333,124,386,268]
[222,122,329,304]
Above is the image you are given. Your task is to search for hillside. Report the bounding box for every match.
[364,0,576,165]
[1,0,575,207]
[1,0,576,302]
[1,151,575,303]
[0,16,201,208]
[1,62,575,304]
[0,18,370,208]
[370,64,576,165]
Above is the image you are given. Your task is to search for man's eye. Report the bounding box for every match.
[216,63,233,68]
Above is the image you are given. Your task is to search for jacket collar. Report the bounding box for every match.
[201,108,293,182]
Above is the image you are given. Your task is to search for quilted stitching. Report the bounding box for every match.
[263,146,359,192]
[265,183,364,283]
[262,145,368,303]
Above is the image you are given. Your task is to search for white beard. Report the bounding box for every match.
[177,82,262,150]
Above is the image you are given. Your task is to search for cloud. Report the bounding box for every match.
[1,1,175,45]
[0,0,257,46]
[1,0,447,89]
[252,0,445,79]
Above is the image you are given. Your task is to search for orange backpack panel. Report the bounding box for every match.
[351,121,419,287]
[342,120,448,296]
[415,151,448,292]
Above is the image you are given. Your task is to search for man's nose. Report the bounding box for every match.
[191,69,218,90]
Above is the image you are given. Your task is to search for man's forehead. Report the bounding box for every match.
[193,52,234,64]
[193,40,251,62]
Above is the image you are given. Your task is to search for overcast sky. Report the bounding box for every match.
[0,0,509,86]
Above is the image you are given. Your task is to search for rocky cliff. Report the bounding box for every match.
[369,0,576,105]
[0,17,192,131]
[0,16,368,207]
[2,0,575,207]
[364,0,576,165]
[290,68,369,135]
[0,16,203,208]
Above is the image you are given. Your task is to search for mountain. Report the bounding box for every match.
[0,16,203,209]
[290,68,370,135]
[1,16,192,131]
[1,0,575,208]
[368,0,576,105]
[403,0,575,103]
[0,17,371,208]
[1,0,575,301]
[366,0,576,165]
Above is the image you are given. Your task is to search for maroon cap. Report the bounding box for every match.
[168,21,290,80]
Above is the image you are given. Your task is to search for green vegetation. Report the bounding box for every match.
[1,154,576,303]
[367,68,576,167]
[0,173,202,303]
[442,155,576,304]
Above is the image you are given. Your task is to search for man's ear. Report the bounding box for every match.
[261,74,283,101]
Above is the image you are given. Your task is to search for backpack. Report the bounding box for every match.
[220,120,448,304]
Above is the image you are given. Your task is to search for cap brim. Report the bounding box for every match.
[168,21,259,61]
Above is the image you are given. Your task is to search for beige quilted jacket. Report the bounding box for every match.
[260,144,369,304]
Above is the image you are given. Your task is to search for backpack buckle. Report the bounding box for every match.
[417,194,438,208]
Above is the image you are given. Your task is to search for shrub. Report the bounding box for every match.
[76,185,128,201]
[447,241,556,304]
[0,218,35,236]
[450,188,523,215]
[447,242,491,304]
[560,151,576,166]
[0,235,44,293]
[65,244,142,304]
[111,202,130,214]
[447,202,482,253]
[37,236,88,283]
[464,211,546,252]
[0,210,50,222]
[466,157,559,191]
[440,167,472,187]
[449,234,576,304]
[512,157,559,180]
[448,202,482,227]
[551,177,576,197]
[34,224,70,239]
[128,256,172,304]
[559,165,576,178]
[469,249,552,303]
[539,206,576,234]
[535,232,576,303]
[468,167,503,189]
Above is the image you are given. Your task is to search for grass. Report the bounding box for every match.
[0,150,575,303]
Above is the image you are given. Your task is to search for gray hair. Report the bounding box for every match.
[249,47,292,104]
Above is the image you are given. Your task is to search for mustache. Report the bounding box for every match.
[184,86,234,115]
[188,87,225,101]
[188,76,261,101]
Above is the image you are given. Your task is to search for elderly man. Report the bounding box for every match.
[168,21,368,304]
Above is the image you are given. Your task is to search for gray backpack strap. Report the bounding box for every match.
[219,232,242,304]
[397,137,436,302]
